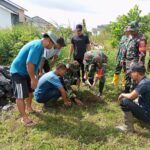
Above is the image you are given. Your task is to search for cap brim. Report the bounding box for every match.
[43,33,57,45]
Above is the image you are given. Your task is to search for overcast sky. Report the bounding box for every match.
[11,0,150,30]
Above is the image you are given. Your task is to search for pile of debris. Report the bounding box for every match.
[0,66,15,106]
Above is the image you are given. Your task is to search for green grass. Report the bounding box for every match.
[1,49,150,150]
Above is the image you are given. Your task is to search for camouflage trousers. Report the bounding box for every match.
[88,64,106,94]
[114,63,126,75]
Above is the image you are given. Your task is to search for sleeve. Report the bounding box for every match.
[85,36,90,44]
[55,49,60,56]
[135,83,148,95]
[27,46,41,65]
[49,77,63,89]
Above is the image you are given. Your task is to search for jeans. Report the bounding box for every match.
[36,88,61,103]
[120,99,150,123]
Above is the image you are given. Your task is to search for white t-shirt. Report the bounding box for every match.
[43,48,60,60]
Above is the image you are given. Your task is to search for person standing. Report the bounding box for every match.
[122,21,147,93]
[10,31,57,126]
[70,24,91,82]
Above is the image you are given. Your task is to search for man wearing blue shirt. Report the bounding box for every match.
[10,31,57,126]
[34,64,72,110]
[116,63,150,132]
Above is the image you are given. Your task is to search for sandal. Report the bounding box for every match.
[21,118,36,127]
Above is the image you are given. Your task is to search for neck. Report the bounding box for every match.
[54,70,59,76]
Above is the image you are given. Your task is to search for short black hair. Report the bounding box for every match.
[130,63,146,75]
[76,24,83,31]
[56,63,67,70]
[42,34,53,42]
[57,37,66,47]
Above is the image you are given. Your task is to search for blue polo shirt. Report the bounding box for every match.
[135,77,150,113]
[34,71,63,100]
[10,40,44,76]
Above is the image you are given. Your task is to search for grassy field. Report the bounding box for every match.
[0,49,150,150]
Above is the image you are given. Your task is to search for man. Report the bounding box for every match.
[111,26,129,86]
[62,61,83,106]
[83,49,107,97]
[34,64,72,110]
[70,24,91,82]
[39,37,66,74]
[116,63,150,132]
[122,21,147,93]
[10,31,57,126]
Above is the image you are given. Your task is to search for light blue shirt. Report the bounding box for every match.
[34,71,63,100]
[10,40,44,76]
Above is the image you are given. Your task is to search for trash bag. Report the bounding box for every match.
[0,66,14,106]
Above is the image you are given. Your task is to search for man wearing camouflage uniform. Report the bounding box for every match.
[122,21,147,93]
[112,27,129,86]
[61,61,83,106]
[83,50,108,96]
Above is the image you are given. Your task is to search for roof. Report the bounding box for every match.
[4,0,27,11]
[0,4,17,14]
[32,16,52,25]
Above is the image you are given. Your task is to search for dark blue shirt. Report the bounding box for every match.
[135,77,150,113]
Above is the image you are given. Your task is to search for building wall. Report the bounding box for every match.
[0,6,12,28]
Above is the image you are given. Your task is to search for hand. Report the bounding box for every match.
[64,100,72,107]
[39,72,43,77]
[84,74,88,80]
[74,98,84,106]
[31,77,38,89]
[118,93,124,101]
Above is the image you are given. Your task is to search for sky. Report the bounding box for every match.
[10,0,150,30]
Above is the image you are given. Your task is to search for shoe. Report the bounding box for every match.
[116,112,134,132]
[111,74,119,86]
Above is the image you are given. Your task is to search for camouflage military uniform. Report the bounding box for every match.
[62,61,80,99]
[115,35,128,74]
[83,50,107,95]
[122,22,147,93]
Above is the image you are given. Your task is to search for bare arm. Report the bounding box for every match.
[59,87,71,106]
[50,55,58,69]
[39,57,46,74]
[86,44,91,51]
[118,90,139,101]
[27,63,38,89]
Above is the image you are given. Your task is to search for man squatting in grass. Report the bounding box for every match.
[10,31,57,126]
[39,37,66,75]
[116,63,150,132]
[34,64,72,110]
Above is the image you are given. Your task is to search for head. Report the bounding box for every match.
[76,24,83,36]
[128,21,139,36]
[42,31,57,49]
[129,63,146,82]
[67,61,80,72]
[55,63,67,77]
[55,37,66,49]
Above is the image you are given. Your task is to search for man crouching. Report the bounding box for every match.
[116,63,150,132]
[34,64,72,110]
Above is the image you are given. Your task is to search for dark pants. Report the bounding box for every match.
[115,63,126,75]
[36,89,61,103]
[74,59,85,82]
[120,99,150,123]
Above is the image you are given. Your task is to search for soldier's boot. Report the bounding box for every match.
[116,111,134,132]
[122,77,126,87]
[111,74,119,86]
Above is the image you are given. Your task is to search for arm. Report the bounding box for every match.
[27,63,38,89]
[39,57,46,75]
[59,87,72,107]
[50,55,58,69]
[118,90,139,101]
[86,44,91,51]
[69,44,74,60]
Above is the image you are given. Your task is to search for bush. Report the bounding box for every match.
[0,25,41,65]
